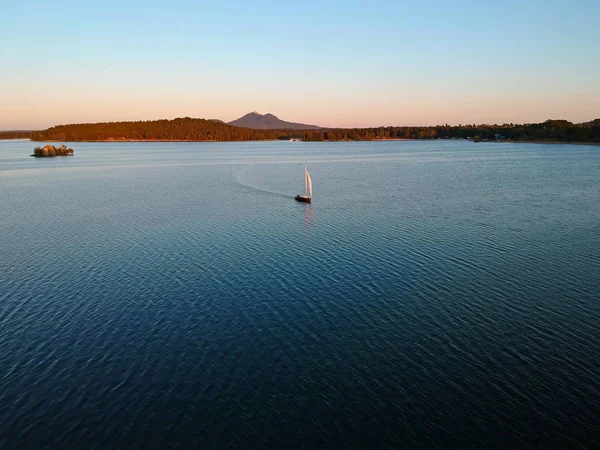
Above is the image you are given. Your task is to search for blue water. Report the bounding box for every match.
[1,140,599,448]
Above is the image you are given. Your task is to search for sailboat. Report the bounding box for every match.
[295,165,312,203]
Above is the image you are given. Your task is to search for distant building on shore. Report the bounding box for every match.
[278,135,303,141]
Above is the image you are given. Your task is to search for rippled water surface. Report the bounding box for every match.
[1,140,599,448]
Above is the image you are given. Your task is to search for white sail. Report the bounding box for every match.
[304,165,308,195]
[307,170,312,197]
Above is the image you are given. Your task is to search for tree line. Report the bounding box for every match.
[0,130,34,139]
[25,117,600,143]
[303,119,600,142]
[30,118,283,142]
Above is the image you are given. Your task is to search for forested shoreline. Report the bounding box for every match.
[0,130,34,139]
[17,117,600,143]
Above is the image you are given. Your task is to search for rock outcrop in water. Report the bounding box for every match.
[32,144,74,157]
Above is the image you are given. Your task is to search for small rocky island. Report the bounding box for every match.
[32,144,74,157]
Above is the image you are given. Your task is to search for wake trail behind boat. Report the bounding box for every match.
[232,168,294,199]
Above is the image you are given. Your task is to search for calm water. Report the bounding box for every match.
[1,140,599,448]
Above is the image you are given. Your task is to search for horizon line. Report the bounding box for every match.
[3,116,598,133]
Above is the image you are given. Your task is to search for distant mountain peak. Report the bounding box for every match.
[228,112,320,130]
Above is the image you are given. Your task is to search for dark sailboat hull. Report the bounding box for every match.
[295,195,311,203]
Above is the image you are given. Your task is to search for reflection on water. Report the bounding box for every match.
[302,203,314,232]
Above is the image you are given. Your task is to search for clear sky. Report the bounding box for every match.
[1,0,599,129]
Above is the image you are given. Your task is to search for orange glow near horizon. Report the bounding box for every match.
[2,87,599,130]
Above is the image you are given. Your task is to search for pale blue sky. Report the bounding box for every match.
[1,0,598,129]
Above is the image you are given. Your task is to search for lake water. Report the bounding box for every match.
[1,139,599,448]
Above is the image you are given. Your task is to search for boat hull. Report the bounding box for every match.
[295,195,311,203]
